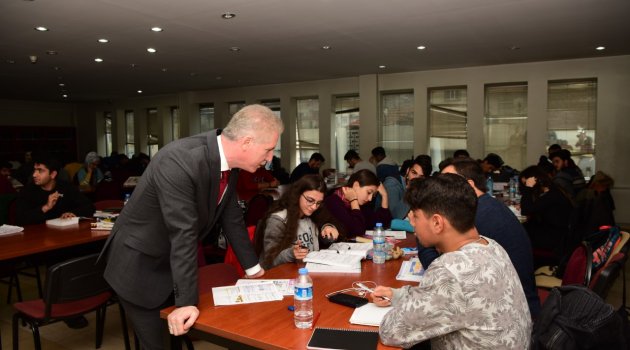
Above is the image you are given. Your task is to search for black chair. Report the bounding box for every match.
[11,253,112,350]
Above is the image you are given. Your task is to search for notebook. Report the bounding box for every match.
[307,327,379,350]
[349,303,392,326]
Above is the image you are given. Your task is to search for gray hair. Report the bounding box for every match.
[222,104,284,143]
[84,151,100,165]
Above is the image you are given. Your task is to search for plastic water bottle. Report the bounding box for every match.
[486,176,494,197]
[508,176,517,202]
[294,268,313,329]
[372,223,386,264]
[124,193,131,205]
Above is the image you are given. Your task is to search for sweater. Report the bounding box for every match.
[15,180,95,225]
[324,189,392,238]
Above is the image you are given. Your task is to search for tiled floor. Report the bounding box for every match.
[1,264,628,349]
[0,268,225,350]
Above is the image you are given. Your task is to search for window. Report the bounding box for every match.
[429,87,468,171]
[199,104,214,132]
[104,112,112,157]
[171,106,180,141]
[381,92,414,164]
[147,108,159,158]
[124,110,135,157]
[334,96,360,174]
[296,98,319,164]
[260,99,282,159]
[228,101,246,116]
[547,79,597,177]
[485,83,528,170]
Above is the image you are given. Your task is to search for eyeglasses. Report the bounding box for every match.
[302,194,323,207]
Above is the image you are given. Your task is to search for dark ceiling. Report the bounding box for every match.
[1,0,629,103]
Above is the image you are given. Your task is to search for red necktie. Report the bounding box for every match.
[218,170,230,203]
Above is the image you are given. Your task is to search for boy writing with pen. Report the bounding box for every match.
[369,174,531,349]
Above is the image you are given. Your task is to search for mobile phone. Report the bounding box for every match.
[327,293,368,308]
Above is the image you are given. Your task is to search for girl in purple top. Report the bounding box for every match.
[324,169,392,238]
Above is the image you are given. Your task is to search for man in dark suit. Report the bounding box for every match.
[101,104,284,349]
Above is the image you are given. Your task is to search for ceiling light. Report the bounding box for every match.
[321,45,331,50]
[130,63,138,68]
[94,58,104,62]
[189,72,197,77]
[161,68,168,72]
[34,26,48,31]
[62,94,68,98]
[229,46,241,52]
[510,45,520,50]
[221,12,236,19]
[151,27,163,32]
[596,46,605,51]
[147,47,157,53]
[7,59,15,64]
[216,76,222,80]
[98,38,109,43]
[137,90,143,94]
[378,65,386,69]
[59,83,65,87]
[416,45,426,50]
[53,66,61,70]
[46,50,58,55]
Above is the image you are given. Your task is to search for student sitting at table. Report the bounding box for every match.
[15,153,95,225]
[255,174,340,269]
[370,174,531,349]
[236,166,280,200]
[324,169,392,238]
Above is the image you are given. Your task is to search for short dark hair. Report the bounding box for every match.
[344,150,359,161]
[347,169,380,188]
[0,160,12,170]
[371,147,386,158]
[483,153,504,168]
[438,157,453,172]
[413,155,433,178]
[450,157,488,192]
[32,152,61,174]
[405,174,477,233]
[548,144,562,154]
[549,149,571,161]
[453,149,470,158]
[309,152,325,162]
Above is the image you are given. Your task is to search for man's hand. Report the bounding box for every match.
[246,268,265,279]
[60,212,76,219]
[42,191,61,213]
[320,225,339,240]
[167,305,199,336]
[371,286,393,307]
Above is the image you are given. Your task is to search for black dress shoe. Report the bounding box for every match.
[64,316,89,329]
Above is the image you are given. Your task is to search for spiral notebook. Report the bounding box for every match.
[307,327,379,350]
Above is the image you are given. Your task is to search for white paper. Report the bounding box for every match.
[46,217,79,227]
[212,281,283,305]
[0,224,24,236]
[235,279,295,296]
[396,258,425,282]
[304,251,363,268]
[325,242,373,258]
[365,230,407,239]
[350,303,392,326]
[305,262,361,273]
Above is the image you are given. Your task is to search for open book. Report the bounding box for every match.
[304,251,363,268]
[325,242,373,258]
[305,262,361,273]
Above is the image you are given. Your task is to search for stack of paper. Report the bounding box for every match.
[0,224,24,236]
[46,217,79,227]
[212,281,283,305]
[91,221,114,231]
[235,279,294,296]
[349,303,393,326]
[396,257,425,282]
[304,251,362,273]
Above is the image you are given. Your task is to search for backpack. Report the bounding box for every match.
[531,285,626,350]
[555,226,621,279]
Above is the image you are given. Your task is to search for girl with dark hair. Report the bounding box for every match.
[519,165,574,264]
[255,174,340,269]
[324,169,392,238]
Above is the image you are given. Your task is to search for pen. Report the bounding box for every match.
[356,282,391,301]
[311,311,321,329]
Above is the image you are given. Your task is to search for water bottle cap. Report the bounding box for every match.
[298,268,308,275]
[375,223,383,227]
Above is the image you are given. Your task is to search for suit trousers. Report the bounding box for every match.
[119,294,174,350]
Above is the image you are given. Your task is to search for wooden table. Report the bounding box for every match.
[162,234,416,350]
[0,220,110,261]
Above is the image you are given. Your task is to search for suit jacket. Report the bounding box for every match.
[102,130,258,308]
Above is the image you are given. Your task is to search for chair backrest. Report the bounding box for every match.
[64,162,83,181]
[224,225,256,277]
[245,193,273,227]
[44,253,111,317]
[0,193,17,225]
[589,252,627,299]
[93,199,124,211]
[197,263,240,294]
[613,231,630,256]
[561,242,593,286]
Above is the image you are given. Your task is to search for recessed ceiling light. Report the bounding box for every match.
[229,46,241,52]
[46,50,58,55]
[510,45,520,51]
[416,45,426,50]
[147,47,157,53]
[34,26,48,31]
[596,46,605,51]
[62,94,68,98]
[59,83,65,87]
[161,68,168,72]
[130,63,138,68]
[98,38,109,43]
[7,59,15,64]
[189,72,197,77]
[137,90,143,94]
[378,65,386,69]
[216,76,222,80]
[94,58,104,62]
[221,12,236,19]
[151,27,163,32]
[321,45,331,50]
[53,66,61,71]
